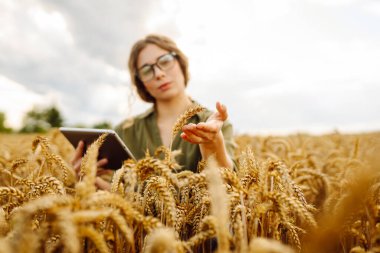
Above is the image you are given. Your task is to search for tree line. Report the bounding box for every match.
[0,106,112,133]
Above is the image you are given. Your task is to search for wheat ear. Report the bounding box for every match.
[55,209,80,253]
[78,225,110,253]
[204,156,230,252]
[184,215,217,249]
[0,208,9,236]
[144,227,184,253]
[169,104,205,151]
[84,192,163,232]
[143,176,177,227]
[248,237,295,253]
[76,133,107,197]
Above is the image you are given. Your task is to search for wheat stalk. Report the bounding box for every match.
[169,104,205,152]
[171,104,205,139]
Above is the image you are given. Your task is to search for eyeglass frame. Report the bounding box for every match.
[136,52,178,82]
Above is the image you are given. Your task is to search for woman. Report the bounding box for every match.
[72,34,235,189]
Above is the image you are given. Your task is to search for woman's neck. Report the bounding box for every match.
[155,94,193,120]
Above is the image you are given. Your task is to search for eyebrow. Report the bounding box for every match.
[138,53,169,69]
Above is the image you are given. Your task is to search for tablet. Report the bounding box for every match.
[59,127,136,170]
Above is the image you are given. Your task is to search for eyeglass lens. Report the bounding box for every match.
[138,53,176,81]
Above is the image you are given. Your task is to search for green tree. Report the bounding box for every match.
[44,106,63,127]
[20,105,64,133]
[20,108,49,133]
[0,112,12,133]
[92,121,112,129]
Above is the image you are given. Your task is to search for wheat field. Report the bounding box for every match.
[0,125,379,253]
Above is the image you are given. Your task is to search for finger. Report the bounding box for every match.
[182,125,202,138]
[74,158,82,173]
[216,101,228,121]
[182,124,201,137]
[190,127,216,141]
[181,129,213,144]
[195,122,219,133]
[95,177,111,191]
[181,132,202,144]
[184,122,219,134]
[73,159,83,180]
[71,140,85,164]
[97,168,113,176]
[183,122,219,141]
[97,158,108,168]
[182,123,197,131]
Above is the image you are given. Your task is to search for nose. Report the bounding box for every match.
[153,64,165,79]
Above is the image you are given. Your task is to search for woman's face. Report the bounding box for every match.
[137,44,186,102]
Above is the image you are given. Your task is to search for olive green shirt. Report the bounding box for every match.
[114,103,235,172]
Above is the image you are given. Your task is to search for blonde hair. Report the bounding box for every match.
[128,34,190,103]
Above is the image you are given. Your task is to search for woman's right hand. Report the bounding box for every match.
[71,140,111,191]
[71,140,85,179]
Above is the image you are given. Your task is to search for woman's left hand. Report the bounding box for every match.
[181,101,227,146]
[181,101,233,168]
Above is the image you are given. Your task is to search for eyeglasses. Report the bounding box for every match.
[137,52,177,82]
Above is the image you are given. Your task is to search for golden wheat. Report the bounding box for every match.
[0,129,379,253]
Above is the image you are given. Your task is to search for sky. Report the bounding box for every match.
[1,0,380,135]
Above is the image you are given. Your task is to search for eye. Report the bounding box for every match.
[139,65,153,77]
[158,54,174,68]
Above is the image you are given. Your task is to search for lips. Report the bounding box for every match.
[158,82,171,91]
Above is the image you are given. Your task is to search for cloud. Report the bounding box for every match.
[363,1,380,16]
[305,0,361,6]
[39,0,167,66]
[0,0,150,127]
[0,75,57,128]
[0,0,379,135]
[225,80,380,135]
